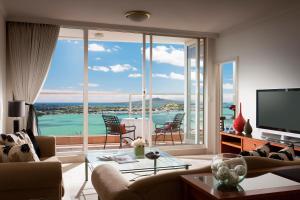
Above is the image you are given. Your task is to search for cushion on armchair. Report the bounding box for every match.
[269,144,296,161]
[240,143,271,157]
[0,132,40,162]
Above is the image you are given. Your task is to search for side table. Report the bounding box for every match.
[181,167,300,200]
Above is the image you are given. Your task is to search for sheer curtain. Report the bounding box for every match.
[7,22,60,135]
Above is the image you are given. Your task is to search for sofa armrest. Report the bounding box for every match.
[0,161,62,191]
[92,164,140,200]
[36,136,56,157]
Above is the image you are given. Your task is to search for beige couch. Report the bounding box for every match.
[92,156,300,200]
[0,136,64,200]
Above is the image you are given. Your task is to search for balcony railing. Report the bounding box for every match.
[36,91,204,152]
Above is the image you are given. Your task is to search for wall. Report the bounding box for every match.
[0,9,6,133]
[215,10,300,138]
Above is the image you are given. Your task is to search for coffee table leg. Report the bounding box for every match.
[185,165,189,170]
[85,156,88,181]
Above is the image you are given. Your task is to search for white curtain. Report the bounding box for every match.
[7,22,60,135]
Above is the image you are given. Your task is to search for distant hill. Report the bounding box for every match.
[132,98,183,108]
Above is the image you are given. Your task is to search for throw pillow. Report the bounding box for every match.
[0,144,39,163]
[240,143,271,157]
[7,143,40,162]
[20,129,41,158]
[0,133,25,146]
[269,144,295,161]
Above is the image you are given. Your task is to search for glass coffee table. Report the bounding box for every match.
[85,148,191,181]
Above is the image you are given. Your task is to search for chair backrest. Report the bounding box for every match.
[102,115,121,133]
[220,116,226,131]
[171,113,185,129]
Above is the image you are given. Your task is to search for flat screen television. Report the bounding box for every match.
[256,88,300,134]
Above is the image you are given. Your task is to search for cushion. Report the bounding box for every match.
[269,144,296,161]
[0,133,25,146]
[111,124,127,134]
[0,143,39,162]
[0,132,40,163]
[240,143,271,157]
[20,129,41,158]
[120,124,126,134]
[8,143,39,162]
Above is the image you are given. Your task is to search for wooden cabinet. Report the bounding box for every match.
[242,137,267,151]
[220,132,300,155]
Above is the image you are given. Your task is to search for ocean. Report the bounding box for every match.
[36,102,234,136]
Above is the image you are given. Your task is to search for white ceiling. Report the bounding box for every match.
[59,28,195,43]
[1,0,300,34]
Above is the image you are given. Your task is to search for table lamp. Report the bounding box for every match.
[8,100,25,133]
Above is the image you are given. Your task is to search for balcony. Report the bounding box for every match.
[36,91,203,153]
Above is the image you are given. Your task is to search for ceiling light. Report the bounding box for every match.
[94,32,104,39]
[125,10,151,22]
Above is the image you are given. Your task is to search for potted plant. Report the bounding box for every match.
[131,137,145,158]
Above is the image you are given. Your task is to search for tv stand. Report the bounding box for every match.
[220,132,300,156]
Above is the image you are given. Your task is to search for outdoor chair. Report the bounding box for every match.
[102,115,136,149]
[154,113,185,145]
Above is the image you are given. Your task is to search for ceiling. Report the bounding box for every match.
[1,0,300,35]
[59,28,195,43]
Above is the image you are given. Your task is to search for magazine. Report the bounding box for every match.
[97,154,138,164]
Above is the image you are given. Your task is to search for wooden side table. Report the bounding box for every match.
[181,169,300,200]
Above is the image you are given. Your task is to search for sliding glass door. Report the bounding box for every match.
[145,36,205,146]
[36,27,206,152]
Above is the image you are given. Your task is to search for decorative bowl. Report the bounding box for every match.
[211,153,247,186]
[145,151,160,160]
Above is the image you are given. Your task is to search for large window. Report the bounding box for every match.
[36,27,206,152]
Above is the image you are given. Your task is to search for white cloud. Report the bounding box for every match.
[169,72,184,80]
[112,45,121,51]
[88,43,111,52]
[223,83,234,90]
[114,45,121,49]
[153,73,169,79]
[89,64,138,73]
[88,66,110,72]
[128,73,142,78]
[95,57,101,60]
[110,64,137,73]
[146,45,184,67]
[79,82,100,87]
[152,72,184,80]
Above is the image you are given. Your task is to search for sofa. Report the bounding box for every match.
[0,136,64,200]
[92,156,300,200]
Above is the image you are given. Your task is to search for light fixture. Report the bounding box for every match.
[94,32,104,39]
[125,10,151,22]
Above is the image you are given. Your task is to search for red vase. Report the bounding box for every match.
[233,103,245,133]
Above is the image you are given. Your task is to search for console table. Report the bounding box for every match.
[220,132,300,156]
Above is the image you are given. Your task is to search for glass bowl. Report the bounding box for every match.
[211,153,247,186]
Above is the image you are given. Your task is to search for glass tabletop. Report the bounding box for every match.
[86,148,191,173]
[197,173,300,193]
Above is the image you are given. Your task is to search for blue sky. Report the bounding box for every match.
[37,39,233,103]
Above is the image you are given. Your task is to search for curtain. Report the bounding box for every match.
[7,22,60,135]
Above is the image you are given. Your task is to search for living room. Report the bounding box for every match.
[0,0,300,200]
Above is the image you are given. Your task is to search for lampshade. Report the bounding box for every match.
[8,100,25,117]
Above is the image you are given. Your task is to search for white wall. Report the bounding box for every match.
[216,10,300,138]
[0,10,6,133]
